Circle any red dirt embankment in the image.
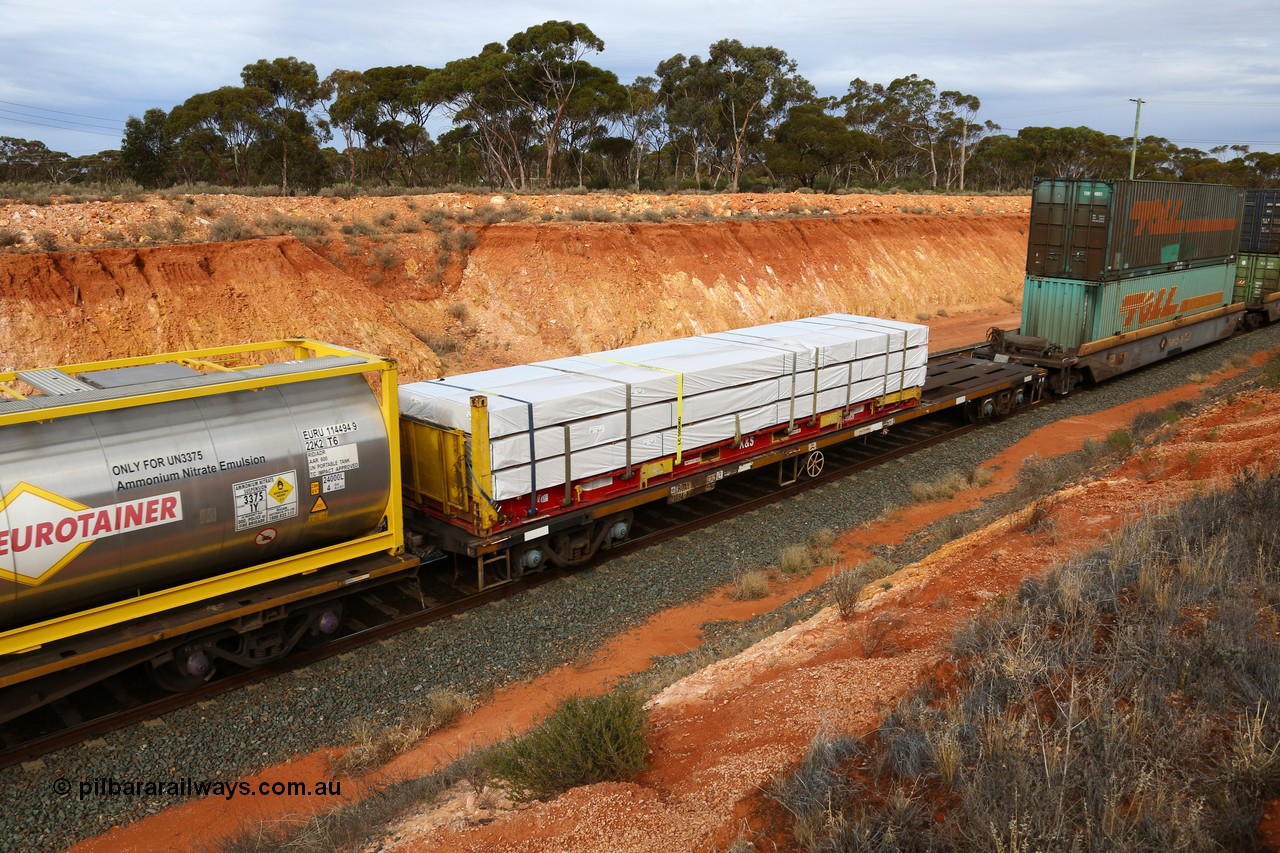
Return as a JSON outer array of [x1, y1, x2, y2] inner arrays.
[[0, 197, 1028, 376]]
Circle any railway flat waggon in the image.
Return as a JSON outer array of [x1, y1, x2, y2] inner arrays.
[[400, 315, 1043, 587]]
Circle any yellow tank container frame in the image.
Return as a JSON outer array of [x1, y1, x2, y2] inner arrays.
[[0, 339, 404, 657]]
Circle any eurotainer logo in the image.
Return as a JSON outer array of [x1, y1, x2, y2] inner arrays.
[[0, 483, 184, 586]]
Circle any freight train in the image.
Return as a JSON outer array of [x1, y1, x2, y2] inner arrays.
[[0, 178, 1272, 725], [977, 180, 1279, 392]]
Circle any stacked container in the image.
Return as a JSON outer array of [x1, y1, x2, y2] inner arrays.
[[1236, 189, 1280, 303], [1020, 178, 1244, 350]]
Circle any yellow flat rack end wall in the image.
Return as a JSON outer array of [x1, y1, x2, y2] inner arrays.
[[400, 418, 470, 515], [0, 339, 406, 655]]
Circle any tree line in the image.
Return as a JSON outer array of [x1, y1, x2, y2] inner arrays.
[[3, 20, 1279, 192]]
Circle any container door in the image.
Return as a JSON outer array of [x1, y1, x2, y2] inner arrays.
[[1027, 180, 1112, 280], [1066, 182, 1111, 280]]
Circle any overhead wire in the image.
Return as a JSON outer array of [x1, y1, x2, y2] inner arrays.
[[0, 99, 125, 124], [0, 106, 123, 132], [0, 114, 121, 138]]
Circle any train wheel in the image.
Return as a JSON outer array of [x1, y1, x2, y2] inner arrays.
[[549, 528, 597, 566], [995, 390, 1014, 417], [803, 450, 825, 479], [964, 398, 995, 423], [1049, 370, 1078, 395], [602, 511, 633, 548], [297, 604, 343, 649], [514, 543, 546, 576], [147, 648, 212, 692]]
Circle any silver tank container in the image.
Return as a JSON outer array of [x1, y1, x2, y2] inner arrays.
[[0, 373, 391, 628]]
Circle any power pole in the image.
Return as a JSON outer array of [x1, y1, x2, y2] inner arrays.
[[1128, 98, 1144, 180]]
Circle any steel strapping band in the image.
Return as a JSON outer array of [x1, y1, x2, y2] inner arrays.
[[582, 356, 684, 465], [428, 381, 539, 516], [538, 364, 636, 475]]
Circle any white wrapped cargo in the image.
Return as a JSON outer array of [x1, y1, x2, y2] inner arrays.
[[487, 404, 673, 469], [492, 432, 668, 499], [400, 314, 929, 500], [803, 314, 928, 350]]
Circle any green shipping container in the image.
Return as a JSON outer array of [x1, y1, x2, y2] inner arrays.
[[1021, 264, 1236, 351], [1234, 253, 1280, 303]]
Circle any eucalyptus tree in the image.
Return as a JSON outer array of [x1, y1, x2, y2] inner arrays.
[[1015, 125, 1126, 179], [167, 85, 272, 185], [658, 41, 813, 190], [331, 64, 446, 186], [617, 76, 666, 190], [557, 62, 627, 186], [766, 100, 865, 188], [843, 74, 941, 187], [324, 69, 369, 182], [707, 39, 814, 190], [503, 20, 612, 186], [440, 21, 621, 188], [655, 52, 719, 185], [0, 137, 70, 182], [938, 90, 998, 191], [440, 43, 536, 188], [241, 57, 330, 192], [121, 108, 174, 187]]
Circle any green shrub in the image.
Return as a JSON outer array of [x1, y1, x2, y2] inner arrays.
[[209, 214, 259, 242], [568, 207, 618, 222], [482, 691, 650, 802], [340, 219, 377, 237], [1105, 428, 1135, 453], [1223, 352, 1251, 371], [414, 331, 458, 356], [474, 204, 503, 225], [420, 208, 449, 229], [966, 466, 995, 488], [909, 470, 969, 502], [831, 557, 897, 619], [832, 567, 863, 618], [372, 244, 402, 271], [261, 212, 326, 238], [141, 215, 186, 243]]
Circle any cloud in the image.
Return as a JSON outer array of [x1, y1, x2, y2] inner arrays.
[[2, 0, 1276, 156]]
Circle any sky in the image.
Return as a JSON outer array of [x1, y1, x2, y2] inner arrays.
[[2, 0, 1278, 160]]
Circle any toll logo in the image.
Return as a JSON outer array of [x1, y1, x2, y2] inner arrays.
[[0, 483, 183, 586], [1118, 288, 1223, 328], [1129, 200, 1239, 237]]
